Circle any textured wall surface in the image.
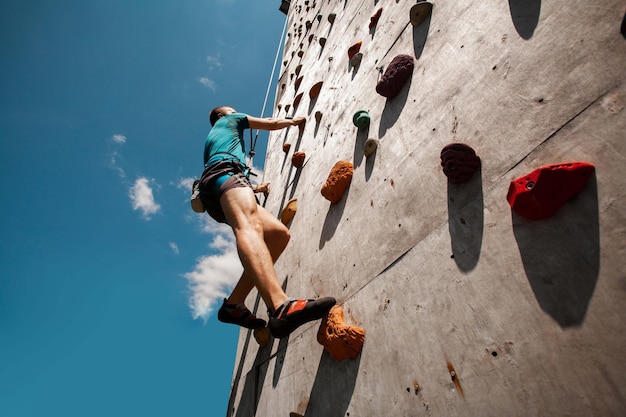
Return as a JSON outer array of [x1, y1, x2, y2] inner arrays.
[[227, 1, 626, 416]]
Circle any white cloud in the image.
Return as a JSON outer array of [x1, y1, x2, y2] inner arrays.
[[109, 150, 126, 178], [183, 223, 242, 321], [169, 242, 180, 255], [111, 134, 127, 144], [129, 177, 161, 219], [206, 54, 222, 70], [177, 177, 195, 192], [198, 77, 216, 91]]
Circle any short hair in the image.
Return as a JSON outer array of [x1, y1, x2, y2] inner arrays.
[[209, 106, 225, 126]]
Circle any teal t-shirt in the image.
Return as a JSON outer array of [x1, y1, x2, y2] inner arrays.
[[203, 113, 250, 167]]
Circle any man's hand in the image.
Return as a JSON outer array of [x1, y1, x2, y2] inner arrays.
[[253, 182, 270, 195], [292, 116, 306, 126]]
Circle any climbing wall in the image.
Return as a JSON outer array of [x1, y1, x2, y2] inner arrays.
[[227, 1, 626, 416]]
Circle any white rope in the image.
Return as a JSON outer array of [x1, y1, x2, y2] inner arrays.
[[249, 14, 289, 168]]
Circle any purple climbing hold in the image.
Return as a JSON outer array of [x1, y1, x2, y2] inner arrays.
[[375, 54, 414, 99]]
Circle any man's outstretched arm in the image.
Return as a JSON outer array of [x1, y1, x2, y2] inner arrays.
[[247, 115, 305, 131]]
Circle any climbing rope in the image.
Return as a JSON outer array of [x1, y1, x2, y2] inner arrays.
[[248, 14, 289, 169]]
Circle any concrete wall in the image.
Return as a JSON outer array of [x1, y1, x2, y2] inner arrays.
[[227, 1, 626, 416]]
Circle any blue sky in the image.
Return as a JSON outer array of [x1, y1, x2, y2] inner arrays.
[[0, 1, 286, 415]]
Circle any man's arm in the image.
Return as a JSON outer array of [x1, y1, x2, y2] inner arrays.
[[247, 115, 305, 131]]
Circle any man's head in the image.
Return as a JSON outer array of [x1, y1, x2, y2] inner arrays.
[[209, 106, 237, 126]]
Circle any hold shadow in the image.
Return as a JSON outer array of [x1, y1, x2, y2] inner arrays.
[[353, 125, 370, 168], [511, 172, 600, 327], [304, 350, 362, 416], [447, 165, 484, 272], [319, 186, 350, 250], [412, 9, 431, 59], [508, 0, 541, 40], [378, 72, 412, 138]]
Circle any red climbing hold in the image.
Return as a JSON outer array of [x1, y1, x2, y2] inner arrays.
[[506, 162, 595, 220], [375, 54, 414, 99], [348, 41, 362, 60], [369, 8, 383, 29], [440, 143, 481, 184]]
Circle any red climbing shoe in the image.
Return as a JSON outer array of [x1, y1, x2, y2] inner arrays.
[[217, 299, 267, 330], [269, 297, 337, 339]]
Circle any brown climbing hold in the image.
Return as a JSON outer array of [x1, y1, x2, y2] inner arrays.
[[315, 111, 323, 123], [309, 81, 323, 99], [277, 103, 283, 110], [319, 37, 327, 47], [350, 52, 363, 68], [285, 104, 291, 112], [292, 151, 306, 168], [254, 327, 270, 347], [410, 2, 433, 27], [317, 305, 365, 361], [440, 143, 481, 184], [281, 198, 298, 225], [328, 13, 336, 24], [321, 161, 353, 204], [348, 41, 362, 60], [295, 75, 304, 91], [293, 92, 303, 108], [297, 50, 304, 57], [295, 64, 302, 75], [283, 143, 291, 153], [369, 7, 383, 29], [375, 54, 414, 99], [364, 138, 379, 157]]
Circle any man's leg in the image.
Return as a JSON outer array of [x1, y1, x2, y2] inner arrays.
[[220, 186, 289, 313], [227, 204, 290, 307]]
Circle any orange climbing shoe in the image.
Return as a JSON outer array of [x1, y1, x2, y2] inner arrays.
[[217, 299, 267, 330], [269, 297, 337, 339]]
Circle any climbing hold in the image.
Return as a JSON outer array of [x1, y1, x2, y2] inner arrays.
[[293, 92, 303, 109], [348, 41, 362, 60], [253, 327, 270, 347], [283, 60, 288, 66], [410, 2, 433, 27], [283, 143, 291, 153], [328, 13, 336, 24], [277, 103, 283, 110], [285, 104, 291, 112], [321, 161, 353, 203], [292, 151, 306, 168], [319, 37, 327, 47], [364, 138, 379, 157], [305, 20, 312, 30], [350, 52, 363, 68], [375, 54, 414, 99], [317, 14, 322, 22], [297, 50, 304, 57], [317, 305, 365, 361], [309, 81, 323, 99], [308, 34, 314, 43], [295, 75, 304, 91], [440, 143, 481, 184], [315, 111, 323, 123], [506, 162, 595, 220], [295, 64, 302, 75], [281, 198, 298, 225], [369, 7, 383, 29], [353, 110, 371, 129]]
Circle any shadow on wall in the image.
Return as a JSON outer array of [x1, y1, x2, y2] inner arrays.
[[508, 0, 541, 40], [512, 172, 600, 327], [447, 165, 484, 272], [412, 6, 431, 59], [378, 72, 413, 139], [304, 350, 362, 417], [319, 183, 350, 250]]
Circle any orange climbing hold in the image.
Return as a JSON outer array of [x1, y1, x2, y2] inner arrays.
[[321, 161, 353, 203], [317, 305, 365, 361], [506, 162, 595, 220], [281, 198, 298, 225], [292, 151, 306, 168]]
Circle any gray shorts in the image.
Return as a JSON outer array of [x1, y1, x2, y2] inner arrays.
[[199, 160, 252, 224]]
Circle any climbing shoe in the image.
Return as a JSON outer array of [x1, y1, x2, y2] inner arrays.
[[269, 297, 337, 339], [217, 299, 267, 330]]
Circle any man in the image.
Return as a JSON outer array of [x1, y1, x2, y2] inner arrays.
[[199, 106, 336, 339]]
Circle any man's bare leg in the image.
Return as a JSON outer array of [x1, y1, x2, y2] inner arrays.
[[227, 204, 290, 309], [220, 186, 289, 313]]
